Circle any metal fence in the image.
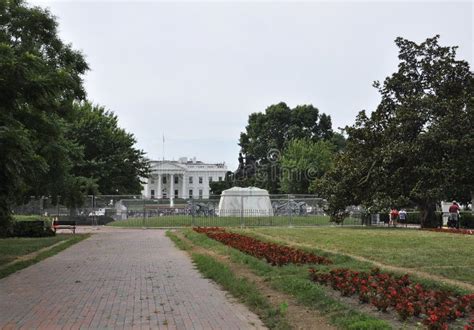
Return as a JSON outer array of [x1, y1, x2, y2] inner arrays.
[[12, 195, 366, 227]]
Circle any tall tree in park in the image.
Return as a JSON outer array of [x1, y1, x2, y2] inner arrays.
[[0, 1, 150, 230], [318, 36, 474, 227], [238, 103, 343, 193], [280, 139, 335, 194], [68, 102, 150, 195], [0, 1, 88, 229]]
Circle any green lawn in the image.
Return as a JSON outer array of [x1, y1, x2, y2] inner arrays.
[[108, 215, 362, 227], [0, 234, 89, 279], [0, 235, 70, 266], [237, 227, 474, 286]]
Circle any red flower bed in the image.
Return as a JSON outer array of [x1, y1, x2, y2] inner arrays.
[[193, 227, 332, 266], [309, 267, 474, 329], [424, 228, 474, 236]]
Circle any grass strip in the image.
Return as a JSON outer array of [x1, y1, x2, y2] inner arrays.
[[0, 235, 70, 266], [0, 234, 90, 279], [109, 215, 362, 228], [167, 231, 290, 329], [179, 229, 392, 329], [166, 230, 193, 250]]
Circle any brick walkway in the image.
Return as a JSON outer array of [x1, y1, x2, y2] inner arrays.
[[0, 228, 265, 329]]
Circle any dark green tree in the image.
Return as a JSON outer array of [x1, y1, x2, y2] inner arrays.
[[0, 0, 88, 229], [67, 102, 150, 195], [318, 36, 474, 227], [280, 139, 335, 194], [238, 102, 342, 193], [209, 172, 234, 195]]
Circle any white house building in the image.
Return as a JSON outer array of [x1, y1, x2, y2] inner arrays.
[[142, 157, 228, 201]]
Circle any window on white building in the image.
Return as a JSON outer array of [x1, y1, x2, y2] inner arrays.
[[189, 189, 193, 197], [174, 190, 178, 198], [209, 176, 213, 182], [199, 177, 203, 184], [150, 179, 155, 184], [199, 189, 203, 198], [189, 176, 193, 184], [151, 189, 155, 198], [163, 176, 167, 184], [218, 176, 223, 181], [174, 176, 179, 184]]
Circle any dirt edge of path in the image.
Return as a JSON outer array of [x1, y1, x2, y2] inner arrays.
[[250, 231, 474, 293]]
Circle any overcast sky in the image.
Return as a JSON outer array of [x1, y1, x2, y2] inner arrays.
[[30, 0, 473, 170]]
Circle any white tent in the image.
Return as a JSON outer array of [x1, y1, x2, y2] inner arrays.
[[218, 187, 274, 217]]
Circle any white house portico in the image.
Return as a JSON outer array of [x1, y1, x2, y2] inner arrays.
[[141, 157, 228, 202]]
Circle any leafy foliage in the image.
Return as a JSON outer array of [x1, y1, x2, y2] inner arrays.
[[68, 102, 149, 195], [238, 102, 343, 193], [280, 139, 335, 194], [0, 0, 88, 229], [0, 1, 149, 230], [317, 36, 474, 227]]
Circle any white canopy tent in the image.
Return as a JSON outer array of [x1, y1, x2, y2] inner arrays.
[[218, 187, 274, 217]]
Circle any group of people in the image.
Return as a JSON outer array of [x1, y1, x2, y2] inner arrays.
[[389, 201, 461, 228], [389, 208, 407, 227], [448, 201, 461, 228]]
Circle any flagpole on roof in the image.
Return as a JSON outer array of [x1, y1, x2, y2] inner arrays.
[[162, 133, 165, 161]]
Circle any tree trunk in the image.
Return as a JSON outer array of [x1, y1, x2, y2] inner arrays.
[[420, 202, 439, 228]]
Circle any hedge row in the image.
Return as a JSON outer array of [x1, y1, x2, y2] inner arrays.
[[1, 219, 55, 237]]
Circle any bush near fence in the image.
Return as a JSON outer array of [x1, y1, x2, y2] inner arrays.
[[460, 212, 474, 229], [397, 212, 443, 226], [1, 216, 55, 237]]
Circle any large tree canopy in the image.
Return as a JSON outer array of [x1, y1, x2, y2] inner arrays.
[[238, 102, 342, 193], [0, 1, 149, 230], [0, 0, 88, 227], [318, 36, 474, 227], [68, 102, 149, 195]]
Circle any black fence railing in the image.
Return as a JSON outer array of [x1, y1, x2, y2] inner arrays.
[[12, 195, 365, 228]]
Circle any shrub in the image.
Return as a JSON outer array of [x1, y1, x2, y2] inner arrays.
[[379, 213, 390, 224], [460, 212, 474, 229], [10, 220, 55, 237]]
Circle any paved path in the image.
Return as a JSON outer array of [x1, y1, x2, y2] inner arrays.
[[0, 228, 265, 329]]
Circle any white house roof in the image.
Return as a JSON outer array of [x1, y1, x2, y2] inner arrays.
[[149, 160, 227, 175], [151, 161, 186, 174]]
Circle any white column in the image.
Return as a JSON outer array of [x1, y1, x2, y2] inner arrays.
[[170, 174, 174, 206], [204, 174, 210, 199], [157, 174, 162, 198], [181, 174, 187, 199]]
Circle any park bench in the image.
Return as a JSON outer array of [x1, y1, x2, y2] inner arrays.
[[52, 218, 76, 234]]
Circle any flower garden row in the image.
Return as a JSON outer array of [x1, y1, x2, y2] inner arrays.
[[309, 268, 474, 329], [193, 227, 474, 329], [193, 227, 332, 266]]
